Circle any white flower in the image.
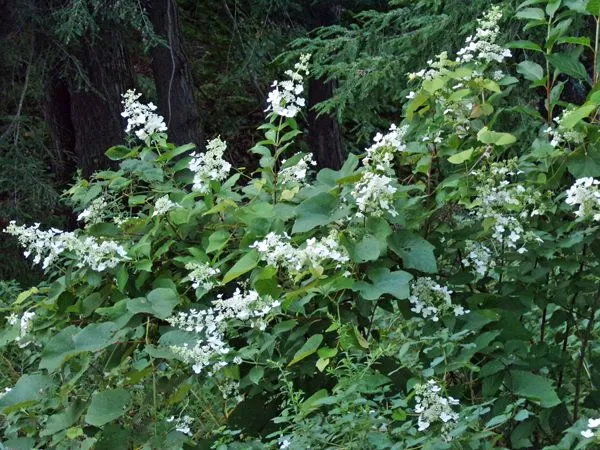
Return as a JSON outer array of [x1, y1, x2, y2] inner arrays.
[[409, 277, 468, 322], [77, 197, 108, 226], [414, 380, 460, 441], [462, 240, 495, 277], [363, 124, 409, 174], [189, 137, 232, 194], [121, 89, 167, 143], [456, 7, 511, 64], [351, 172, 398, 218], [152, 195, 177, 217], [266, 54, 311, 118], [590, 418, 600, 428], [166, 415, 194, 436], [250, 230, 349, 275], [4, 221, 128, 272], [582, 429, 595, 439], [565, 177, 600, 222], [184, 262, 220, 291], [547, 107, 586, 148], [278, 153, 317, 185], [168, 289, 279, 374]]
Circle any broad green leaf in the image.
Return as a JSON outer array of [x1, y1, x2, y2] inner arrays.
[[206, 230, 230, 253], [587, 0, 600, 14], [105, 145, 137, 161], [127, 288, 179, 320], [448, 149, 474, 164], [389, 231, 438, 273], [507, 370, 561, 408], [40, 323, 121, 372], [0, 374, 55, 414], [346, 234, 382, 263], [477, 127, 517, 146], [507, 40, 543, 52], [353, 267, 413, 300], [516, 60, 544, 82], [516, 7, 546, 20], [292, 192, 342, 233], [222, 249, 259, 283], [289, 334, 323, 366], [248, 366, 264, 384], [560, 103, 597, 128], [85, 388, 131, 427], [547, 51, 591, 83], [567, 147, 600, 177]]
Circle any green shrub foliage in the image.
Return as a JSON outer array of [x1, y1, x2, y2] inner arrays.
[[4, 2, 600, 449]]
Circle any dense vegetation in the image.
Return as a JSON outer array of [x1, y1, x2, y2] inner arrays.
[[3, 0, 600, 449]]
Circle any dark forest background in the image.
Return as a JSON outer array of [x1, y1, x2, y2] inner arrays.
[[0, 0, 520, 284]]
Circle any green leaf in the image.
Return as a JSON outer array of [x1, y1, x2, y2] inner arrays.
[[85, 388, 131, 427], [105, 145, 137, 161], [353, 267, 413, 300], [40, 323, 121, 372], [127, 288, 179, 320], [346, 234, 382, 263], [516, 7, 546, 20], [248, 366, 264, 384], [448, 149, 474, 164], [567, 147, 600, 177], [0, 374, 55, 413], [560, 103, 597, 128], [222, 249, 259, 283], [547, 51, 591, 83], [477, 127, 517, 146], [507, 40, 543, 52], [507, 370, 561, 408], [587, 0, 600, 15], [292, 192, 342, 233], [389, 232, 438, 273], [206, 230, 230, 253], [516, 60, 545, 82], [289, 334, 323, 366]]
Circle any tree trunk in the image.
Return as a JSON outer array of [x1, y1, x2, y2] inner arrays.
[[304, 1, 345, 170], [148, 0, 203, 147], [44, 70, 76, 183], [68, 29, 133, 176]]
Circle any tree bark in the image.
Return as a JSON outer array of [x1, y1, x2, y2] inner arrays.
[[148, 0, 204, 147], [304, 1, 345, 170], [68, 29, 133, 176]]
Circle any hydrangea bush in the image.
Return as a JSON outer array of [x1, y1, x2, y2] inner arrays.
[[3, 2, 600, 449]]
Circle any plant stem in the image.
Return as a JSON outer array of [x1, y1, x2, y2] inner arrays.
[[573, 289, 600, 421]]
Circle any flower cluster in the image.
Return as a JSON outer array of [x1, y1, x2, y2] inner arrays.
[[184, 262, 220, 291], [351, 172, 398, 219], [152, 195, 177, 217], [462, 240, 495, 277], [414, 380, 460, 440], [456, 6, 511, 64], [7, 311, 35, 347], [266, 54, 311, 118], [121, 89, 167, 142], [471, 161, 546, 252], [546, 108, 586, 148], [581, 418, 600, 439], [409, 277, 468, 322], [408, 51, 453, 82], [250, 231, 349, 275], [565, 177, 600, 222], [166, 415, 194, 436], [278, 154, 317, 185], [4, 221, 128, 272], [168, 289, 280, 374], [189, 137, 232, 194], [77, 196, 108, 225], [363, 124, 408, 174]]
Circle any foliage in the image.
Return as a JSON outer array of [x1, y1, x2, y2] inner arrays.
[[5, 2, 600, 449]]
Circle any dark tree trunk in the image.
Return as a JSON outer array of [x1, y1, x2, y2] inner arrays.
[[68, 29, 133, 176], [148, 0, 203, 147], [44, 70, 76, 183], [304, 1, 344, 170]]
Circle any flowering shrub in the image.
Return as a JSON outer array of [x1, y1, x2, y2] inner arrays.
[[4, 2, 600, 449]]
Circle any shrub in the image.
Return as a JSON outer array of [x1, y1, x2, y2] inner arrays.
[[3, 2, 600, 449]]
